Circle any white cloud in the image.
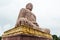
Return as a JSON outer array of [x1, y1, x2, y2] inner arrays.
[[3, 24, 14, 31], [0, 26, 3, 36], [0, 0, 13, 7], [0, 24, 14, 36]]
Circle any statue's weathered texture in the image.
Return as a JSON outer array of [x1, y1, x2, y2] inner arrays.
[[15, 3, 50, 34], [15, 3, 39, 29], [40, 28, 50, 34]]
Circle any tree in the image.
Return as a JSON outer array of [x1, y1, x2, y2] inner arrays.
[[0, 36, 2, 40], [52, 35, 58, 40], [52, 35, 60, 40], [58, 36, 60, 40]]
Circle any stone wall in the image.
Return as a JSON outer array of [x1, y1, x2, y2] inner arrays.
[[2, 34, 52, 40]]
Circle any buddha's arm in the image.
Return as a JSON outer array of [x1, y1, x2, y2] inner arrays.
[[18, 8, 26, 20], [33, 14, 36, 21]]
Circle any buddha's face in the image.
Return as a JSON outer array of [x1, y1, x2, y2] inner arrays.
[[26, 3, 33, 11]]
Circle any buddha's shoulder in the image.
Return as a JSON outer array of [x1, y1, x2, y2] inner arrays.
[[20, 8, 26, 11], [20, 8, 30, 12], [20, 8, 33, 14], [21, 8, 31, 11]]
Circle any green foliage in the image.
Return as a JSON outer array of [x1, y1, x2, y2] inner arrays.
[[0, 36, 2, 40], [52, 35, 60, 40], [58, 36, 60, 40]]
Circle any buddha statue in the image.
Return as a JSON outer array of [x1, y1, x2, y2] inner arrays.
[[15, 3, 39, 29], [15, 3, 50, 34]]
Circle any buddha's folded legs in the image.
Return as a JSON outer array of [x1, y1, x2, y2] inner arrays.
[[15, 18, 39, 30]]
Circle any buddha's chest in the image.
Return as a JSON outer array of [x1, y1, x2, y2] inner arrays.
[[25, 11, 36, 21]]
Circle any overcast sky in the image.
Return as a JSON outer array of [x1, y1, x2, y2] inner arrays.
[[0, 0, 60, 36]]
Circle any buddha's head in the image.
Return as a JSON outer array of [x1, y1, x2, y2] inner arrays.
[[26, 3, 33, 11]]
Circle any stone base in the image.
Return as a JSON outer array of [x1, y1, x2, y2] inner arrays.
[[2, 25, 52, 40], [2, 34, 52, 40]]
